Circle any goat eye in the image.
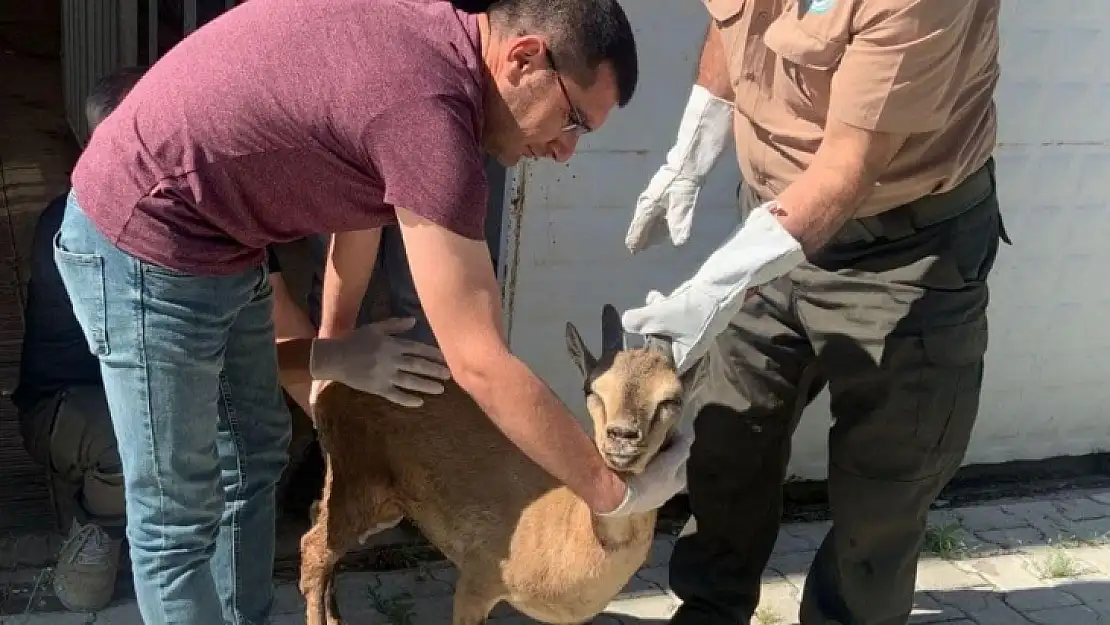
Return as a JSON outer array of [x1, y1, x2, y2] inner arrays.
[[656, 399, 682, 415]]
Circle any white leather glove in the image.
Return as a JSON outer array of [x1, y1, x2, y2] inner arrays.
[[622, 202, 807, 375], [598, 430, 693, 517], [625, 85, 734, 253], [308, 317, 451, 408]]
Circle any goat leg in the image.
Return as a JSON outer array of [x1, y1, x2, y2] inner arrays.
[[300, 460, 368, 625], [300, 508, 344, 625], [451, 572, 503, 625]]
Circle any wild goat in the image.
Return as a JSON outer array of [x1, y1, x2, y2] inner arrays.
[[300, 304, 685, 625]]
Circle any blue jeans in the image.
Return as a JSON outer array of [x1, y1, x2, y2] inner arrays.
[[53, 191, 290, 625]]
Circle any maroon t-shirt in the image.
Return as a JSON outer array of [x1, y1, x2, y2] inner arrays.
[[71, 0, 489, 275]]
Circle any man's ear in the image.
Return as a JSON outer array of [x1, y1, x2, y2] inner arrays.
[[505, 34, 547, 75]]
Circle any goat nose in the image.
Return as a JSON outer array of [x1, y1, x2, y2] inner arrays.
[[606, 425, 642, 442]]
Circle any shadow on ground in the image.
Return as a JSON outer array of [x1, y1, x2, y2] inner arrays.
[[926, 581, 1110, 621], [600, 581, 1110, 625]]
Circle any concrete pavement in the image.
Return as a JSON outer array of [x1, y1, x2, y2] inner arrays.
[[9, 487, 1110, 624]]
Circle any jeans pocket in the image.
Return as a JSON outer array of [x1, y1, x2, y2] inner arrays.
[[52, 231, 110, 357]]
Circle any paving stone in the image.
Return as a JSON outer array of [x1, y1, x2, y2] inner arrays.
[[646, 537, 674, 568], [1, 614, 95, 625], [1024, 604, 1100, 625], [971, 553, 1049, 591], [269, 613, 308, 625], [488, 612, 542, 624], [1069, 546, 1110, 575], [4, 532, 60, 568], [426, 562, 460, 585], [766, 550, 814, 590], [371, 567, 455, 599], [782, 522, 829, 550], [487, 612, 620, 624], [999, 502, 1071, 539], [978, 527, 1048, 550], [606, 593, 680, 620], [1065, 517, 1110, 543], [773, 528, 813, 554], [272, 582, 306, 615], [958, 505, 1028, 532], [24, 496, 1110, 625], [1053, 578, 1110, 609], [677, 516, 697, 538], [1003, 587, 1080, 612], [406, 593, 455, 623], [620, 573, 663, 597], [0, 566, 49, 588], [909, 592, 967, 623], [637, 565, 670, 592], [915, 558, 992, 591], [927, 509, 961, 528], [489, 599, 522, 618], [332, 571, 383, 604], [85, 602, 144, 625], [330, 605, 393, 624], [929, 589, 1034, 625], [948, 530, 995, 558], [1054, 498, 1110, 522], [757, 572, 801, 625]]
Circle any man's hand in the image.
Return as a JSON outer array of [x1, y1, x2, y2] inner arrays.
[[396, 207, 630, 515], [319, 229, 382, 338], [772, 117, 907, 255], [623, 202, 805, 374], [625, 85, 734, 253], [598, 429, 693, 517], [309, 316, 451, 408]]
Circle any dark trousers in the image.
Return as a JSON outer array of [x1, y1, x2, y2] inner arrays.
[[18, 385, 126, 534], [670, 159, 1009, 625]]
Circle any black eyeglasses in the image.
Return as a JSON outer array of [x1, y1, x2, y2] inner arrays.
[[545, 49, 592, 135]]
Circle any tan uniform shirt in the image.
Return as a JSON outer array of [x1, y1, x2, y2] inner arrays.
[[702, 0, 1000, 217]]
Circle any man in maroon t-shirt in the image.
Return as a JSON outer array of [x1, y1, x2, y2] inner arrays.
[[53, 0, 688, 623]]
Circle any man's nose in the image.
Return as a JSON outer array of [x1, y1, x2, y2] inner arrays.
[[551, 133, 580, 163]]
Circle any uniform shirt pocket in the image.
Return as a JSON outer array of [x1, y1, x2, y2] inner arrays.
[[763, 17, 845, 69], [762, 17, 846, 117]]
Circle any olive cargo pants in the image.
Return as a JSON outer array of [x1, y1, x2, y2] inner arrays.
[[670, 159, 1009, 625]]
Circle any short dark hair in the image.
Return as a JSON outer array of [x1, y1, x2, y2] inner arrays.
[[85, 65, 147, 131], [488, 0, 638, 107]]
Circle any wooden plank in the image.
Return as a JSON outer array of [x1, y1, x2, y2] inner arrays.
[[0, 7, 76, 533], [0, 405, 54, 531]]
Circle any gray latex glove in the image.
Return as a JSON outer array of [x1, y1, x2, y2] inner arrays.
[[308, 317, 451, 408], [623, 202, 807, 375], [598, 429, 693, 517]]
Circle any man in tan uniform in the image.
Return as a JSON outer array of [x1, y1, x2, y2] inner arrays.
[[621, 0, 1008, 623]]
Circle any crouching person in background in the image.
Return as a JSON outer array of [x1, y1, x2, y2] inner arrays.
[[12, 65, 147, 612]]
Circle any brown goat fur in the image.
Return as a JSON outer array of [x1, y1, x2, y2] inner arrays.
[[299, 305, 684, 624]]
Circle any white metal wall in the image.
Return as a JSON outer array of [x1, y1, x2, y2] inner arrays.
[[60, 0, 235, 147], [61, 0, 137, 146], [498, 0, 1110, 479]]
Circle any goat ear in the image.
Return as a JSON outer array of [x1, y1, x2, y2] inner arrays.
[[600, 304, 625, 353], [565, 322, 596, 377], [644, 334, 676, 368]]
